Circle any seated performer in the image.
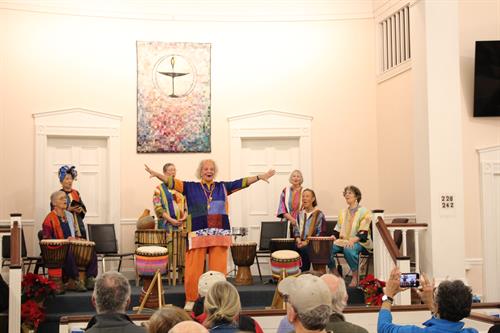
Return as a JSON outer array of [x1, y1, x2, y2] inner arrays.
[[42, 190, 97, 291], [328, 185, 372, 287], [146, 160, 275, 311], [293, 189, 327, 272], [52, 165, 87, 239]]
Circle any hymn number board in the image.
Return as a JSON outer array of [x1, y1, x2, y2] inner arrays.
[[441, 195, 454, 208], [440, 194, 456, 216]]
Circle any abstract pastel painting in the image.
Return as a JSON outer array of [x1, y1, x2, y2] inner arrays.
[[137, 41, 211, 153]]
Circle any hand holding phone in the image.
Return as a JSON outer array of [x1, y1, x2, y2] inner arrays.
[[400, 273, 420, 288]]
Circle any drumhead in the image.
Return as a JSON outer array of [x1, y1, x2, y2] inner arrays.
[[40, 239, 69, 245], [136, 245, 168, 256], [271, 250, 300, 260], [69, 239, 95, 246]]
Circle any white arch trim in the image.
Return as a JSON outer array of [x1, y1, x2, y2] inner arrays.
[[227, 110, 313, 226], [33, 108, 122, 248]]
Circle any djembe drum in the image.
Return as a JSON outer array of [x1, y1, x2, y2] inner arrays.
[[40, 239, 69, 293], [270, 250, 301, 309], [230, 242, 257, 285], [135, 246, 168, 309], [69, 239, 95, 283], [135, 229, 168, 247], [269, 238, 296, 253], [270, 250, 301, 282], [307, 236, 334, 273]]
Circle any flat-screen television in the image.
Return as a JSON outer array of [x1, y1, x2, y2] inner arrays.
[[474, 41, 500, 117]]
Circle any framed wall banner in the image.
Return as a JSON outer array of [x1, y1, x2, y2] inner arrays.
[[137, 41, 211, 153]]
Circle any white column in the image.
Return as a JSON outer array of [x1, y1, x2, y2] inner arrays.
[[411, 1, 465, 281], [414, 230, 421, 274], [401, 230, 407, 256], [396, 259, 411, 305]]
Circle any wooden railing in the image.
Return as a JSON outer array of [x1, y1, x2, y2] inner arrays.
[[10, 220, 21, 268], [386, 222, 428, 274], [375, 217, 410, 264], [373, 216, 412, 305]]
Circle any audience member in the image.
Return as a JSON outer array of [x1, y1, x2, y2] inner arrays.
[[278, 274, 333, 333], [86, 271, 145, 333], [193, 271, 227, 319], [277, 271, 352, 333], [203, 281, 263, 333], [169, 321, 208, 333], [147, 305, 191, 333], [191, 272, 263, 332], [320, 274, 368, 333], [378, 267, 478, 333]]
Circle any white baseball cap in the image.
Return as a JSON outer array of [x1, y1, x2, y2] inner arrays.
[[198, 271, 226, 297]]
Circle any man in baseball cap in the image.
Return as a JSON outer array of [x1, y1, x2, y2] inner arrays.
[[278, 274, 333, 333]]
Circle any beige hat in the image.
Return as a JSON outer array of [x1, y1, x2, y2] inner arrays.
[[278, 274, 332, 313], [198, 271, 226, 297]]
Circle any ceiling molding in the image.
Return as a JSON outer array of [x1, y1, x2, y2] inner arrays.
[[0, 1, 375, 22]]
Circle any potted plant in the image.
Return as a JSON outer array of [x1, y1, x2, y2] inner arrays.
[[21, 273, 56, 332], [359, 274, 386, 306]]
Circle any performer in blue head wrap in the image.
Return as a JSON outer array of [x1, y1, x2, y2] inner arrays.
[[51, 165, 87, 239], [43, 165, 97, 291]]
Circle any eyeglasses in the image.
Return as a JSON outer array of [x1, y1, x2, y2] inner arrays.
[[343, 191, 354, 196]]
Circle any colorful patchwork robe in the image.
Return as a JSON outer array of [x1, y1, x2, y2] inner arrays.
[[335, 206, 372, 251], [164, 177, 250, 250]]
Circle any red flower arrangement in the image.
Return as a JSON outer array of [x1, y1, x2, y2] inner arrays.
[[21, 273, 56, 331], [21, 300, 46, 330], [359, 274, 386, 306]]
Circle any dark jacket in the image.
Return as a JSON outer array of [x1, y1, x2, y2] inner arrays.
[[209, 321, 239, 333], [85, 313, 146, 333], [284, 312, 367, 333], [326, 313, 368, 333]]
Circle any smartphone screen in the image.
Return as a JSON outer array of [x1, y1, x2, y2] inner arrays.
[[400, 273, 419, 288]]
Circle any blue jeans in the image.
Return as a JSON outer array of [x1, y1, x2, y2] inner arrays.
[[328, 243, 367, 272]]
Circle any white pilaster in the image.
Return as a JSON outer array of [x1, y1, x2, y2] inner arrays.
[[411, 1, 465, 281]]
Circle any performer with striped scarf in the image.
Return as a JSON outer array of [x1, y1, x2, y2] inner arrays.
[[276, 170, 304, 237]]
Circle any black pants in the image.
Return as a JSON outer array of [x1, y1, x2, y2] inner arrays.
[[297, 246, 310, 272]]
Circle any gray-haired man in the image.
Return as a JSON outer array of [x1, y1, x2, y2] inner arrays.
[[278, 274, 333, 333], [86, 271, 145, 333]]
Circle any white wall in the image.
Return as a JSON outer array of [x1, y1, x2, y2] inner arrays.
[[458, 0, 500, 295], [376, 70, 415, 214], [0, 5, 378, 250]]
